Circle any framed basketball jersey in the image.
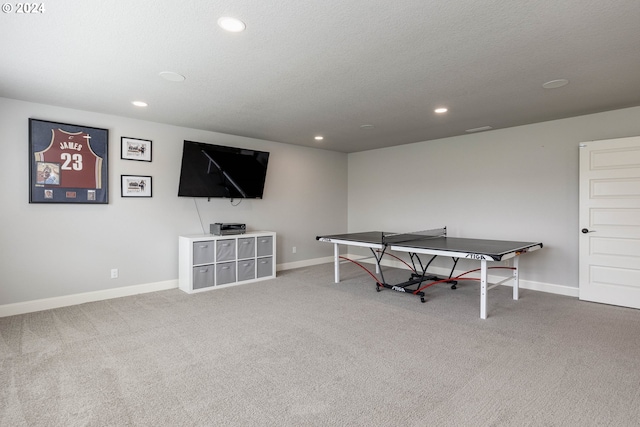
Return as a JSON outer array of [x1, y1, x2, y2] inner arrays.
[[29, 119, 109, 204]]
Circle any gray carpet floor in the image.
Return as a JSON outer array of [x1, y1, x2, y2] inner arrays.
[[1, 263, 640, 426]]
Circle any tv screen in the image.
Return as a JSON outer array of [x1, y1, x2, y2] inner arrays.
[[177, 141, 270, 199]]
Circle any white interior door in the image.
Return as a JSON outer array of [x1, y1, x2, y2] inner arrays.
[[579, 136, 640, 309]]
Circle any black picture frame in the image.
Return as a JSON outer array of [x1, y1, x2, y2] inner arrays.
[[121, 137, 152, 162], [121, 175, 152, 198], [29, 119, 109, 204]]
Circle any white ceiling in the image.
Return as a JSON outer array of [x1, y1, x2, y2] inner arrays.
[[2, 0, 640, 153]]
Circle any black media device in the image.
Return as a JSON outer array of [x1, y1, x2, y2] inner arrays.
[[210, 223, 246, 235], [177, 140, 269, 199]]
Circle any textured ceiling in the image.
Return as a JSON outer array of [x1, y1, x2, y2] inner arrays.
[[2, 0, 640, 153]]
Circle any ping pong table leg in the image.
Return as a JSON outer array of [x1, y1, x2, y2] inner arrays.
[[512, 256, 519, 300], [334, 243, 340, 283], [480, 260, 488, 319]]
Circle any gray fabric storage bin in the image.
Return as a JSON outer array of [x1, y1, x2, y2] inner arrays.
[[216, 239, 236, 262], [257, 257, 273, 278], [193, 241, 215, 265], [193, 265, 215, 289], [238, 259, 256, 281], [237, 237, 255, 259], [257, 236, 273, 257], [216, 261, 236, 285]]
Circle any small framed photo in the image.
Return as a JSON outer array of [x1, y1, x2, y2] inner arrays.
[[121, 137, 152, 162], [121, 175, 152, 198]]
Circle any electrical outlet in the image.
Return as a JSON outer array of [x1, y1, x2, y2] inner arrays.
[[292, 246, 297, 254], [110, 268, 118, 279]]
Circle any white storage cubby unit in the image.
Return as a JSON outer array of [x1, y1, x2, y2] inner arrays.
[[179, 231, 276, 293]]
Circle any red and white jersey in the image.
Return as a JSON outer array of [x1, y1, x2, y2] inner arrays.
[[34, 129, 103, 189]]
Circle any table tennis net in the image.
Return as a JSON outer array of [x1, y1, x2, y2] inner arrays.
[[382, 227, 446, 244]]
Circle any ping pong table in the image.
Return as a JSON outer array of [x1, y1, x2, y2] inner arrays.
[[316, 227, 542, 319]]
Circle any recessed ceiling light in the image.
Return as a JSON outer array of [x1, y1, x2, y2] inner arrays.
[[434, 107, 448, 114], [466, 126, 493, 133], [315, 136, 324, 141], [159, 71, 186, 82], [542, 79, 569, 89], [132, 101, 148, 107], [218, 17, 246, 32]]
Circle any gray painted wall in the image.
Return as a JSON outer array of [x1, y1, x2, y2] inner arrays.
[[2, 96, 640, 309], [347, 106, 640, 289], [0, 98, 347, 306]]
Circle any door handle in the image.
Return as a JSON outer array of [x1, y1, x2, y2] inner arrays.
[[581, 228, 596, 234]]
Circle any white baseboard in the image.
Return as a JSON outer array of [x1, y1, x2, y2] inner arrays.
[[1, 258, 330, 318], [516, 279, 578, 297], [280, 255, 578, 297], [0, 280, 178, 318], [0, 256, 577, 318], [1, 258, 332, 317], [341, 254, 580, 298], [276, 256, 335, 271]]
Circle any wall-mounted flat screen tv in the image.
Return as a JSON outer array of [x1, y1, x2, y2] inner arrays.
[[177, 140, 270, 199]]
